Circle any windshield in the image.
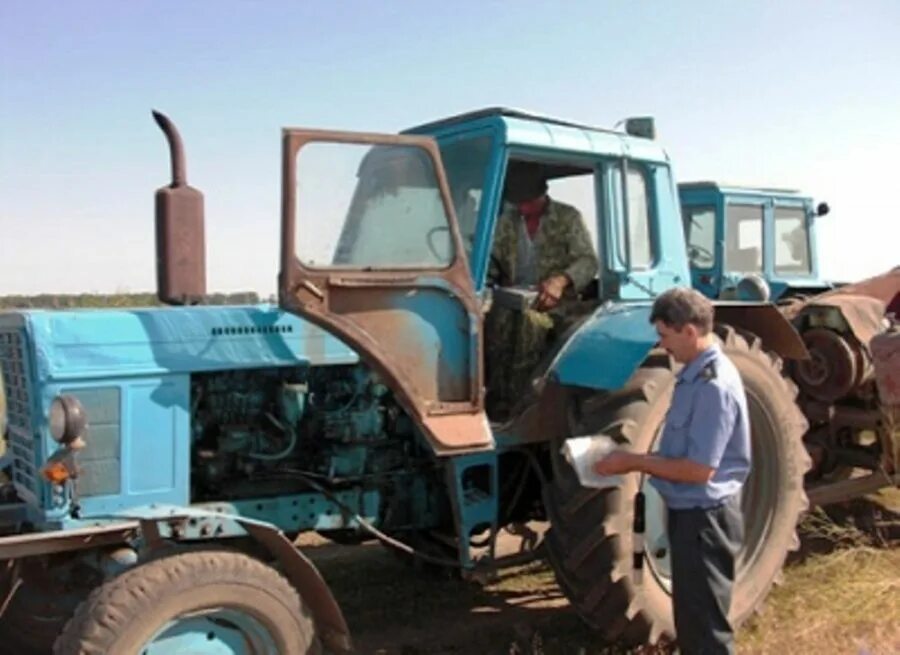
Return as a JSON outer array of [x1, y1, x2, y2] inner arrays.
[[295, 142, 456, 269]]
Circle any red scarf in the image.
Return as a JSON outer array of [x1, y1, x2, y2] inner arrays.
[[518, 196, 548, 239]]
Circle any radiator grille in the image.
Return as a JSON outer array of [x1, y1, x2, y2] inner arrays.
[[0, 329, 39, 502]]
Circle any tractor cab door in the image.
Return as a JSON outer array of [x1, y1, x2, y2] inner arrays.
[[279, 129, 491, 454]]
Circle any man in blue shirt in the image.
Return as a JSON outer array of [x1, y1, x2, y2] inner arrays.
[[594, 287, 750, 654]]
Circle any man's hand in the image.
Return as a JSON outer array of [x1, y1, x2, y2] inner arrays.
[[594, 451, 637, 476], [536, 274, 570, 310]]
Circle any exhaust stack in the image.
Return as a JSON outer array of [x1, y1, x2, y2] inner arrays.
[[153, 110, 206, 305]]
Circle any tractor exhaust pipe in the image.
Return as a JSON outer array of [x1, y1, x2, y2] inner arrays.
[[152, 110, 206, 305], [153, 110, 187, 187]]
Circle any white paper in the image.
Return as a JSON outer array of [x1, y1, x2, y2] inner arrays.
[[561, 434, 623, 489]]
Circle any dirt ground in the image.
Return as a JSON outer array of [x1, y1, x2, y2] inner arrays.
[[303, 488, 900, 655]]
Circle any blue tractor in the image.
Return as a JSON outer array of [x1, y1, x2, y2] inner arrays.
[[0, 109, 814, 653], [679, 181, 836, 302]]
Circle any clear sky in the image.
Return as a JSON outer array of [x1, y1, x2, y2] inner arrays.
[[1, 1, 897, 295]]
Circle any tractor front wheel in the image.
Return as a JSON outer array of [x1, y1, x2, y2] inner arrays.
[[54, 549, 321, 655]]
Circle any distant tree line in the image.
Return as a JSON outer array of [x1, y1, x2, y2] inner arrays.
[[0, 292, 268, 310]]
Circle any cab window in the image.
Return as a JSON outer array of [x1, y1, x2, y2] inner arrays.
[[724, 204, 763, 273], [438, 135, 494, 257], [611, 164, 653, 269], [547, 173, 599, 256], [488, 158, 600, 292], [774, 206, 811, 274], [683, 206, 716, 269], [295, 142, 456, 269]]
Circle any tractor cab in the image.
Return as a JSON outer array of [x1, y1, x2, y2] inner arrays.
[[679, 182, 835, 301], [277, 109, 692, 427], [405, 108, 689, 300]]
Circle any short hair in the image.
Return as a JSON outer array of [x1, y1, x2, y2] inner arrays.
[[649, 287, 714, 334], [503, 162, 548, 203]]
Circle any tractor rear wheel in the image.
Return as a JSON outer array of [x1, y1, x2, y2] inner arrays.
[[543, 327, 810, 646]]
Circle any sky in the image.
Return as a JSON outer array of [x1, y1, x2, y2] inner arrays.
[[1, 1, 898, 296]]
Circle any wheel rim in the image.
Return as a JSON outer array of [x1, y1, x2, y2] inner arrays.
[[642, 422, 672, 592], [642, 474, 672, 591], [140, 608, 279, 655]]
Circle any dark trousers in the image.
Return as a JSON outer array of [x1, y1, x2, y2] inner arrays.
[[667, 494, 743, 655]]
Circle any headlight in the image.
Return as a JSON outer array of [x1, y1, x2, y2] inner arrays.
[[49, 395, 87, 445]]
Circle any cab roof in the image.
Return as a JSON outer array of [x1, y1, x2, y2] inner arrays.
[[679, 180, 805, 198], [404, 106, 671, 164], [407, 107, 622, 135]]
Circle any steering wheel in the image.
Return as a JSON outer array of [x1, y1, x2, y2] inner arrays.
[[426, 226, 452, 262], [689, 244, 714, 266]]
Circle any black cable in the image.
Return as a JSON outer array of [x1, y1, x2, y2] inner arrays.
[[272, 468, 460, 568]]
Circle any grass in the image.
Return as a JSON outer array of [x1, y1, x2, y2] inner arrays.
[[738, 546, 900, 654], [738, 497, 900, 655]]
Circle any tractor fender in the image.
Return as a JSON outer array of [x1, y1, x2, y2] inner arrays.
[[712, 301, 809, 360], [120, 506, 352, 655], [544, 302, 659, 392], [544, 300, 809, 397], [240, 519, 352, 654]]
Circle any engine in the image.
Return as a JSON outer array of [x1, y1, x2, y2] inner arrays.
[[189, 364, 427, 501]]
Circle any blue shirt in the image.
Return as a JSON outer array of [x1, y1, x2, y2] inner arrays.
[[649, 343, 751, 509]]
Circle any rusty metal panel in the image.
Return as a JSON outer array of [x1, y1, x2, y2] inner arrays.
[[802, 295, 887, 348], [421, 411, 492, 450], [872, 328, 900, 406], [279, 129, 491, 455], [0, 522, 138, 560], [781, 267, 900, 345], [326, 284, 471, 402], [820, 266, 900, 307], [243, 521, 353, 654]]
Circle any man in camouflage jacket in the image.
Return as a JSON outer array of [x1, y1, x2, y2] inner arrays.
[[485, 164, 598, 416]]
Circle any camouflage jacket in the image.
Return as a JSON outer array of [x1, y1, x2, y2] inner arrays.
[[488, 198, 598, 293]]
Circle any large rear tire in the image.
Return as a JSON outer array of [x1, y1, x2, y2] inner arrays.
[[54, 549, 321, 655], [543, 326, 810, 646]]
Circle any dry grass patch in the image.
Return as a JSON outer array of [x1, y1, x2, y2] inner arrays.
[[739, 546, 899, 654], [739, 504, 900, 655]]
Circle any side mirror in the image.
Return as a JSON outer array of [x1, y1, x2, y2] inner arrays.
[[153, 110, 206, 305], [816, 202, 830, 217]]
